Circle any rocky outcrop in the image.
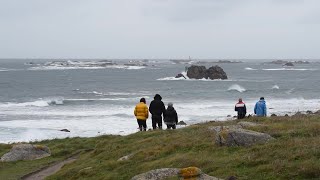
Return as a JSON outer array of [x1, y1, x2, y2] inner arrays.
[[1, 144, 51, 162], [209, 125, 274, 147], [186, 65, 227, 80], [177, 121, 187, 125], [131, 167, 221, 180], [60, 129, 70, 132], [283, 62, 294, 67]]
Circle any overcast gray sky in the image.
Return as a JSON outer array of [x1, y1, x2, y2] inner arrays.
[[0, 0, 319, 59]]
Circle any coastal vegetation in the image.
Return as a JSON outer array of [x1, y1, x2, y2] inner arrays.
[[0, 115, 320, 179]]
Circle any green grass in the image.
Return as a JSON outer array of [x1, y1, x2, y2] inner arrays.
[[1, 116, 320, 180]]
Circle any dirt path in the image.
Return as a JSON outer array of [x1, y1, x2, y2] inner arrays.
[[22, 154, 79, 180]]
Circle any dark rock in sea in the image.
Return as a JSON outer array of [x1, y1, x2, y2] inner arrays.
[[306, 110, 313, 114], [60, 129, 70, 132], [283, 62, 294, 67], [227, 115, 231, 117], [186, 65, 227, 80], [313, 110, 320, 115], [1, 144, 51, 162], [271, 114, 277, 117], [247, 114, 252, 118], [285, 114, 289, 117], [175, 73, 187, 79], [177, 121, 187, 126]]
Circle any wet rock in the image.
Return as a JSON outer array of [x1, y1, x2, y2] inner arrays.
[[271, 114, 277, 117], [60, 129, 70, 132], [177, 121, 187, 126], [175, 73, 187, 79], [284, 114, 289, 117], [1, 144, 51, 162], [186, 65, 227, 80], [283, 62, 294, 67], [306, 110, 313, 114], [227, 115, 231, 117]]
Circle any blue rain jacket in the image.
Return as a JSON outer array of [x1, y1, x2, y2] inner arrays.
[[254, 100, 267, 116]]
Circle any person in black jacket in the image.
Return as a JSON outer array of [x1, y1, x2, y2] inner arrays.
[[149, 94, 166, 129], [235, 98, 247, 119], [164, 102, 178, 129]]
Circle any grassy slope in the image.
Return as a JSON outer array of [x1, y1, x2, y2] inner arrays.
[[1, 116, 320, 180]]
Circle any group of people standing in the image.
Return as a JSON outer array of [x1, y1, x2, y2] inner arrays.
[[235, 97, 267, 119], [134, 94, 178, 131], [134, 95, 267, 131]]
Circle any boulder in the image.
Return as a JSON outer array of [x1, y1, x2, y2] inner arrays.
[[271, 114, 277, 117], [205, 66, 228, 80], [283, 62, 294, 67], [131, 167, 221, 180], [209, 126, 274, 147], [1, 144, 51, 162], [186, 65, 227, 80], [177, 121, 187, 126], [131, 168, 180, 180]]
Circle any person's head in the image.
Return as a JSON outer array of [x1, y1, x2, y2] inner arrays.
[[140, 98, 146, 104], [260, 97, 265, 100], [238, 98, 243, 102], [154, 94, 162, 100], [168, 102, 173, 107]]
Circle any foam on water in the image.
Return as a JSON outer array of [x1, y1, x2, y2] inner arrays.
[[227, 84, 246, 93], [245, 67, 257, 70], [262, 68, 317, 71], [1, 97, 320, 143], [272, 85, 280, 90]]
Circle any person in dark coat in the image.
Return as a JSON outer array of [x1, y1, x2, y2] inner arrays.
[[149, 94, 166, 129], [164, 102, 178, 129], [235, 98, 247, 119]]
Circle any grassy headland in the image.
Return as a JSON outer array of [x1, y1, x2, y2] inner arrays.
[[0, 115, 320, 180]]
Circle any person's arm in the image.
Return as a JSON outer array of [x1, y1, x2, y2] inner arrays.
[[175, 110, 178, 124], [254, 103, 257, 114], [244, 104, 247, 114], [162, 102, 166, 115], [145, 106, 149, 119], [235, 105, 237, 112], [149, 102, 153, 114], [264, 104, 267, 116]]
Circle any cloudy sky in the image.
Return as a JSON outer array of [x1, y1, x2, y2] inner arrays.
[[0, 0, 319, 59]]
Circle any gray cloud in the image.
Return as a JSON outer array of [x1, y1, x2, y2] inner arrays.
[[0, 0, 319, 59]]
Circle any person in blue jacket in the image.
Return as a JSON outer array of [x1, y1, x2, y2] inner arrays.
[[254, 97, 267, 117]]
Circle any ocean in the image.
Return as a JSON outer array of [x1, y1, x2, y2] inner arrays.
[[0, 59, 319, 143]]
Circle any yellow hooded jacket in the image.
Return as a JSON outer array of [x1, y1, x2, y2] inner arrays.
[[134, 102, 149, 120]]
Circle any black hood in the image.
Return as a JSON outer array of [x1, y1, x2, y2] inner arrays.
[[167, 106, 174, 111], [154, 94, 162, 100]]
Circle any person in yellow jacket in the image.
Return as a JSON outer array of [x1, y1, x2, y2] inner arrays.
[[134, 98, 149, 131]]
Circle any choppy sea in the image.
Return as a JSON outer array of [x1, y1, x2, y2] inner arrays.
[[0, 59, 319, 143]]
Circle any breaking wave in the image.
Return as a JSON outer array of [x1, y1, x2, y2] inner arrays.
[[245, 67, 257, 70], [272, 85, 280, 90], [227, 84, 246, 93]]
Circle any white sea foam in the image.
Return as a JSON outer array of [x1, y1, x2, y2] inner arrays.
[[272, 85, 280, 90], [245, 67, 257, 70], [262, 68, 317, 71], [1, 97, 320, 143], [286, 88, 295, 94], [28, 65, 146, 71], [227, 84, 246, 93]]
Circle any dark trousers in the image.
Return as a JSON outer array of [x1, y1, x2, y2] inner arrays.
[[237, 112, 246, 119], [137, 119, 147, 131], [166, 124, 176, 129], [152, 115, 162, 129]]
